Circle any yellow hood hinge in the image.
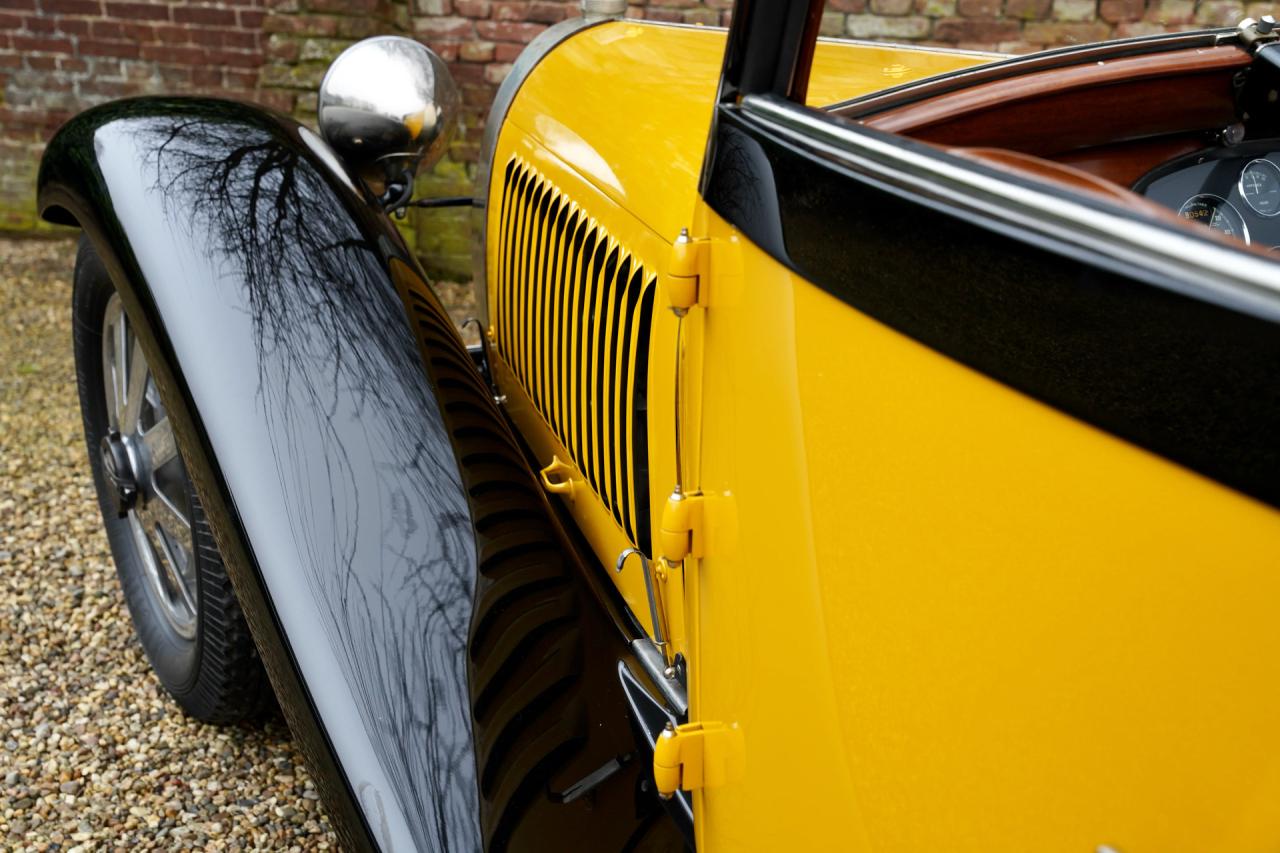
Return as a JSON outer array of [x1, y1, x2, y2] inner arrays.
[[653, 720, 745, 798], [664, 227, 710, 314], [659, 488, 704, 566]]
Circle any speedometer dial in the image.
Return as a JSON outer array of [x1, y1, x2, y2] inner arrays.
[[1239, 159, 1280, 217], [1178, 194, 1250, 244]]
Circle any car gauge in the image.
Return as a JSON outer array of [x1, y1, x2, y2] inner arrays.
[[1239, 159, 1280, 217], [1178, 194, 1250, 244]]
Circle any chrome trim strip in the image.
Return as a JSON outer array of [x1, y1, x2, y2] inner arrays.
[[829, 28, 1238, 115], [630, 638, 688, 717], [470, 15, 606, 325], [739, 93, 1280, 322]]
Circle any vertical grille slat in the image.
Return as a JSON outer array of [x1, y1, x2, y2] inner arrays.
[[615, 266, 643, 544], [604, 255, 629, 518], [493, 157, 655, 551]]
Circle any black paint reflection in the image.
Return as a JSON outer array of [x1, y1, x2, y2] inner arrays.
[[41, 97, 687, 852], [135, 108, 480, 850]]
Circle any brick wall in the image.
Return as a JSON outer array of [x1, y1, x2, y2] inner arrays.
[[1, 0, 1263, 277]]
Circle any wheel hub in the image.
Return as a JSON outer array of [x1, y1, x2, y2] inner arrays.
[[99, 430, 138, 518], [100, 292, 199, 640]]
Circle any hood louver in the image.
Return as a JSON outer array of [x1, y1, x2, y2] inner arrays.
[[494, 156, 656, 550]]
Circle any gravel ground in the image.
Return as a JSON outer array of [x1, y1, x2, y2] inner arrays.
[[0, 238, 338, 851]]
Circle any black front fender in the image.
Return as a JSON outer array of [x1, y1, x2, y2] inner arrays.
[[40, 98, 483, 852], [38, 97, 685, 853]]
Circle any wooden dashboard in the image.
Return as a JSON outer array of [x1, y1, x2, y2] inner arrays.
[[838, 43, 1251, 189]]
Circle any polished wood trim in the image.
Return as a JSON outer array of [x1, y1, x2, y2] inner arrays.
[[952, 147, 1149, 207], [863, 45, 1249, 156], [1057, 135, 1208, 186]]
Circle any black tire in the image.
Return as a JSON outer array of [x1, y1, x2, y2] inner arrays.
[[72, 235, 273, 723]]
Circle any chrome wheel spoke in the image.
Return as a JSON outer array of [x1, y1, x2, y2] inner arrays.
[[153, 527, 198, 617], [102, 297, 125, 429], [120, 333, 148, 433], [142, 416, 178, 469], [148, 490, 192, 536]]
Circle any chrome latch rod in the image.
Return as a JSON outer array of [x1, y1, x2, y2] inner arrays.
[[616, 547, 665, 649]]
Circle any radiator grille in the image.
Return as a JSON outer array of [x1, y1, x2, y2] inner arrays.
[[494, 156, 656, 549]]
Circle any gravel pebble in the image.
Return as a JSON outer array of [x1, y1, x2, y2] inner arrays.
[[0, 238, 339, 851]]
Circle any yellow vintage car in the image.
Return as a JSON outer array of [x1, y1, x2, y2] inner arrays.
[[39, 0, 1280, 850]]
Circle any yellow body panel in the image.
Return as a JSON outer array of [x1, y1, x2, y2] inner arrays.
[[691, 204, 1280, 851], [486, 17, 1280, 852]]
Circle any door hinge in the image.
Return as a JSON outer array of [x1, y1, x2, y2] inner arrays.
[[664, 228, 710, 314], [653, 721, 744, 798], [659, 489, 704, 566]]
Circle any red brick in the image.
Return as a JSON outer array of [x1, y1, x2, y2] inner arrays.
[[453, 0, 490, 15], [482, 61, 510, 83], [932, 16, 1020, 39], [334, 16, 383, 36], [414, 15, 473, 37], [458, 39, 494, 60], [1022, 20, 1111, 41], [493, 40, 523, 60], [174, 5, 239, 25], [491, 1, 527, 19], [827, 0, 867, 10], [1003, 0, 1051, 18], [23, 13, 57, 30], [957, 0, 1001, 14], [224, 67, 257, 87], [104, 2, 171, 20], [137, 43, 203, 62], [239, 9, 266, 27], [263, 14, 337, 34], [450, 61, 484, 82], [681, 7, 717, 23], [220, 29, 258, 49], [10, 35, 74, 52], [527, 1, 570, 21], [154, 23, 192, 42], [0, 11, 19, 26], [306, 0, 380, 11], [459, 81, 492, 105], [266, 36, 300, 59], [90, 19, 125, 38], [871, 0, 914, 14], [645, 7, 680, 20], [157, 64, 194, 85], [78, 78, 129, 97], [79, 38, 141, 57], [25, 54, 56, 69], [1099, 0, 1143, 21], [256, 89, 296, 112], [474, 19, 545, 41], [210, 48, 261, 67], [0, 0, 37, 10], [53, 17, 90, 34], [41, 0, 101, 13], [57, 56, 88, 71], [191, 65, 222, 85]]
